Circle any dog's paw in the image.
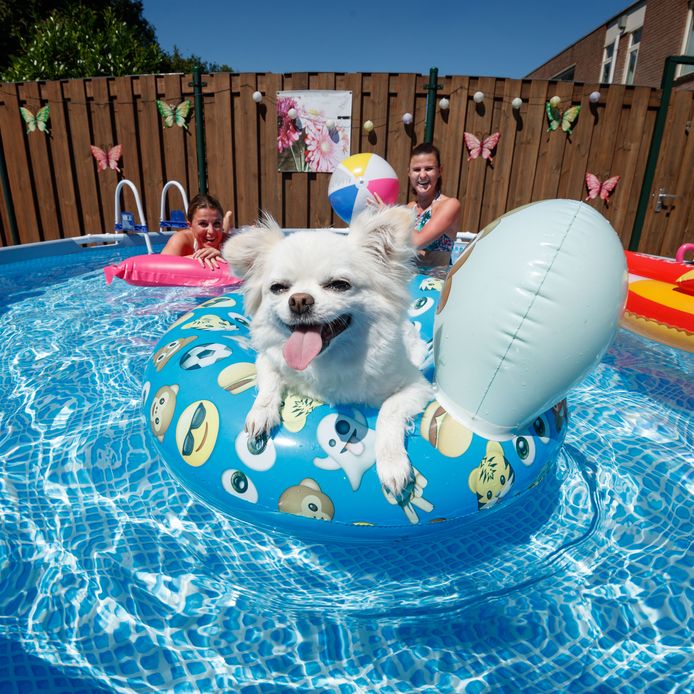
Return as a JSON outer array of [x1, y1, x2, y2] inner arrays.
[[245, 404, 280, 440], [377, 453, 413, 500]]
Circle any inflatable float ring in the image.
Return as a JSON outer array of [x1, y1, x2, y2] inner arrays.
[[142, 200, 627, 540]]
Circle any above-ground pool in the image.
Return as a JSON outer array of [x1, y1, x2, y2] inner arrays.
[[0, 243, 691, 693]]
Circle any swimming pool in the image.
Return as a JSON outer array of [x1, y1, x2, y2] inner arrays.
[[0, 245, 691, 692]]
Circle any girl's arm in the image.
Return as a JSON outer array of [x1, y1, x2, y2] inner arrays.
[[161, 232, 191, 256], [413, 197, 461, 249]]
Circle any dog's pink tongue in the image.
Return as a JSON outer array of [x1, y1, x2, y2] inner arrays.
[[283, 326, 323, 371]]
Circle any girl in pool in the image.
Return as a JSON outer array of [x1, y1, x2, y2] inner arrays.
[[161, 193, 233, 269], [406, 143, 461, 267]]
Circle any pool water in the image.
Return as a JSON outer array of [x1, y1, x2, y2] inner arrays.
[[0, 249, 692, 693]]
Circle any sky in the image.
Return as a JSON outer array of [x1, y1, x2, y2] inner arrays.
[[141, 0, 633, 78]]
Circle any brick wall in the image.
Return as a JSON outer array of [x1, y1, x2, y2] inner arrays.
[[636, 0, 690, 84], [526, 0, 691, 87], [526, 27, 605, 82]]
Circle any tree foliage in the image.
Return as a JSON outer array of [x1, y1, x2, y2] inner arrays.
[[0, 0, 232, 81], [159, 46, 232, 75]]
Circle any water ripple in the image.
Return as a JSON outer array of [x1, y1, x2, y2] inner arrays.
[[0, 260, 692, 692]]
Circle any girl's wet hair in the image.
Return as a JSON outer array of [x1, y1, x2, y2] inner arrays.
[[409, 143, 443, 192], [410, 142, 441, 165], [187, 193, 224, 224]]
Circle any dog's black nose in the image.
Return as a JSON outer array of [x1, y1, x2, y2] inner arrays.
[[288, 292, 314, 315]]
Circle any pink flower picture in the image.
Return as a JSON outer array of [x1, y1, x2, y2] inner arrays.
[[276, 90, 352, 173]]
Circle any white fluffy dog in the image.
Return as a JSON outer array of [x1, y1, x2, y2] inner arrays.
[[222, 206, 432, 496]]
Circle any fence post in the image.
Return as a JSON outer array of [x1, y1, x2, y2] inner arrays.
[[629, 55, 694, 252], [0, 134, 19, 245], [190, 67, 207, 194], [423, 67, 441, 144]]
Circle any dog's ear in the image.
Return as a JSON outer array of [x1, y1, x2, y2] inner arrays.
[[222, 213, 284, 279], [222, 214, 284, 315], [348, 206, 416, 269]]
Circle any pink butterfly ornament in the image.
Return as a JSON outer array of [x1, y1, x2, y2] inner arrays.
[[585, 173, 620, 203], [90, 144, 122, 173], [464, 132, 501, 162]]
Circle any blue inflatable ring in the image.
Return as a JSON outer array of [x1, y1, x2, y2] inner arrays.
[[142, 274, 567, 539]]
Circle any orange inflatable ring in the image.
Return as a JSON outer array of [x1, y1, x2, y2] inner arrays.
[[623, 250, 694, 352]]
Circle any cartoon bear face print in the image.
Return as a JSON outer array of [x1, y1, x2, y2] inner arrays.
[[149, 384, 179, 442], [152, 336, 197, 372]]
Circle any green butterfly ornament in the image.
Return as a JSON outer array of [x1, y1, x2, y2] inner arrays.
[[20, 105, 50, 134], [156, 99, 192, 130], [546, 101, 580, 134]]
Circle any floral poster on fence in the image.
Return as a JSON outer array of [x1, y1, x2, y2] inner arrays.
[[277, 90, 351, 173]]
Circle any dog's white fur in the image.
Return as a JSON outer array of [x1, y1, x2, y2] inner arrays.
[[222, 206, 433, 495]]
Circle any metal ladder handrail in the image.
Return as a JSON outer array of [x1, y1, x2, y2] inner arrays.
[[160, 180, 189, 230], [114, 179, 152, 254]]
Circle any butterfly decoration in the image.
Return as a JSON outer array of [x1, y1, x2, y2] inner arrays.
[[546, 102, 581, 134], [464, 132, 501, 162], [20, 105, 50, 135], [90, 144, 123, 172], [585, 173, 620, 203], [156, 99, 192, 130]]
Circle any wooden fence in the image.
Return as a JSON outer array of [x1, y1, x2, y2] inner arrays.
[[0, 72, 691, 254]]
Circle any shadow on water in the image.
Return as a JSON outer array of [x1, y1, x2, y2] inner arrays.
[[184, 454, 585, 620], [604, 330, 694, 411]]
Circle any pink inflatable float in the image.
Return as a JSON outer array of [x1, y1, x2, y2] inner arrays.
[[104, 254, 241, 288]]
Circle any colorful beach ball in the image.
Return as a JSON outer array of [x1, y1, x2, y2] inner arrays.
[[328, 153, 400, 223]]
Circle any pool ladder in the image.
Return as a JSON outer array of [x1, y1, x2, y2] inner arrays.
[[160, 181, 189, 232], [114, 180, 152, 254]]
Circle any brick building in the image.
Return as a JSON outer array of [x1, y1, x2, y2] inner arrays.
[[526, 0, 694, 87]]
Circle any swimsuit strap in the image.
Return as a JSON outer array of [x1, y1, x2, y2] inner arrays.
[[414, 191, 441, 231]]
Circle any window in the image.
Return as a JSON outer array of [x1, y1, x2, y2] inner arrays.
[[601, 41, 617, 83], [625, 28, 642, 85], [552, 65, 576, 81], [679, 4, 694, 78]]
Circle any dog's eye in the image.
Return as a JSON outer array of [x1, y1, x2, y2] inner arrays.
[[270, 283, 289, 294], [325, 280, 351, 292]]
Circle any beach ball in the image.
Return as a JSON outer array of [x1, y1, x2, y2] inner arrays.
[[328, 153, 400, 223]]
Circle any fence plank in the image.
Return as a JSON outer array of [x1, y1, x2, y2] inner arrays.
[[113, 76, 144, 226], [21, 81, 60, 241], [205, 72, 234, 219], [437, 75, 469, 207], [606, 86, 653, 244], [307, 72, 337, 229], [65, 79, 102, 234], [334, 72, 363, 227], [91, 78, 119, 234], [582, 83, 625, 229], [42, 80, 80, 237], [0, 83, 40, 243], [257, 72, 283, 223], [555, 83, 595, 204], [282, 73, 310, 228], [387, 73, 418, 206], [639, 88, 691, 255], [181, 73, 199, 198], [657, 92, 694, 256], [362, 73, 389, 160], [532, 81, 573, 203], [160, 73, 190, 218], [461, 76, 496, 232], [138, 75, 165, 233], [482, 79, 520, 224], [233, 72, 262, 227], [505, 79, 548, 212]]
